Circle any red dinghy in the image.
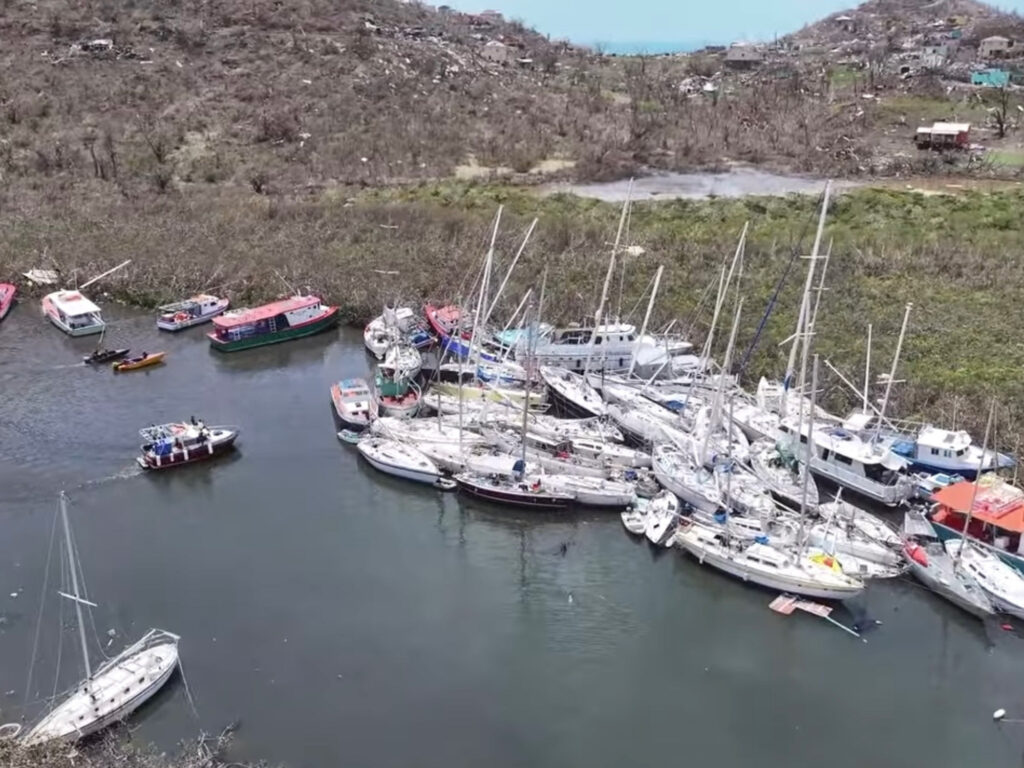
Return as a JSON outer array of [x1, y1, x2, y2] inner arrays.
[[0, 283, 16, 321]]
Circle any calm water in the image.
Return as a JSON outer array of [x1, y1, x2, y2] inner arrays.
[[1, 303, 1023, 767]]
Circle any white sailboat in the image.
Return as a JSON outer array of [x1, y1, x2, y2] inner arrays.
[[539, 474, 637, 508], [749, 437, 819, 509], [943, 540, 1024, 619], [18, 493, 179, 746], [356, 438, 454, 488], [540, 366, 607, 418], [644, 491, 681, 546], [651, 441, 722, 515]]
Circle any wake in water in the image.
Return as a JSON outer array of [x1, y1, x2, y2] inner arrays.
[[76, 464, 144, 489]]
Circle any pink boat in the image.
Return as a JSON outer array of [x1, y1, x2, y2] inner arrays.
[[0, 283, 16, 321]]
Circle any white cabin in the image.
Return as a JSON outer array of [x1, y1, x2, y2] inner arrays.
[[523, 322, 690, 375], [779, 419, 913, 506], [42, 290, 105, 336]]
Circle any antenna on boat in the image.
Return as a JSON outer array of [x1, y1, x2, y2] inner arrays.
[[952, 400, 995, 572], [59, 492, 93, 683], [484, 217, 537, 324]]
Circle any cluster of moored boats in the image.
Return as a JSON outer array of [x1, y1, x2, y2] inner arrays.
[[329, 191, 1024, 621]]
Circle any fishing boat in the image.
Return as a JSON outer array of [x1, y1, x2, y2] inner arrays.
[[454, 472, 573, 510], [374, 352, 421, 419], [903, 537, 994, 619], [651, 441, 722, 515], [330, 378, 377, 431], [137, 420, 239, 469], [749, 438, 819, 509], [927, 473, 1024, 574], [539, 366, 606, 419], [538, 474, 637, 508], [41, 290, 106, 336], [644, 490, 682, 546], [208, 295, 338, 352], [356, 438, 453, 489], [13, 493, 179, 746], [112, 351, 166, 372], [0, 282, 15, 321], [675, 519, 865, 600], [157, 294, 229, 331]]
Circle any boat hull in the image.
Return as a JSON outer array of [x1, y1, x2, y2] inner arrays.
[[677, 534, 862, 600], [46, 310, 105, 337], [113, 353, 166, 372], [456, 479, 571, 510], [209, 308, 339, 352], [359, 452, 440, 485], [138, 431, 238, 470], [0, 283, 15, 321]]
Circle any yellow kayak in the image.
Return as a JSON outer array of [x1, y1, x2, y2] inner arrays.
[[112, 351, 167, 372]]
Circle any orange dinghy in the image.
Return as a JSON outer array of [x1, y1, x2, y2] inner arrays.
[[112, 351, 167, 372]]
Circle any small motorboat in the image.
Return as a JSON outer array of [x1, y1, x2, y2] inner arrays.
[[330, 378, 377, 431], [644, 489, 681, 547], [112, 351, 166, 372], [0, 282, 16, 321], [621, 496, 650, 535], [356, 437, 454, 489], [84, 347, 130, 365], [157, 294, 229, 331], [137, 420, 239, 470], [374, 372, 421, 419]]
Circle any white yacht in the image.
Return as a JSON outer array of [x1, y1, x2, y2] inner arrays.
[[778, 418, 914, 506], [522, 322, 689, 376]]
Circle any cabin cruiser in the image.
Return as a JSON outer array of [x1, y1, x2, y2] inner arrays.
[[778, 418, 915, 506], [519, 322, 691, 377], [41, 290, 105, 336], [840, 411, 1014, 478]]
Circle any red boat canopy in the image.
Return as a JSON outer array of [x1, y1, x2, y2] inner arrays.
[[931, 475, 1024, 533], [213, 295, 320, 328]]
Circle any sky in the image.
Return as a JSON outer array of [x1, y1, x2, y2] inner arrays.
[[441, 0, 1024, 47]]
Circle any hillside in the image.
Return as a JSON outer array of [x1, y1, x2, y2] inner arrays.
[[0, 0, 889, 198]]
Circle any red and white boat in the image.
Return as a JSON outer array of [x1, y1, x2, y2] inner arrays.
[[424, 303, 471, 340], [0, 283, 16, 321], [41, 290, 105, 336], [137, 420, 239, 470]]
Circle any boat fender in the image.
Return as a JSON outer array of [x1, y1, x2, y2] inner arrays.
[[905, 543, 928, 567]]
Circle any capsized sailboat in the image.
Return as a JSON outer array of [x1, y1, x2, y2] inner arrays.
[[15, 493, 179, 746]]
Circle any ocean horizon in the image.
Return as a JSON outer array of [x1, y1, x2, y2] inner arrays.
[[592, 40, 717, 55]]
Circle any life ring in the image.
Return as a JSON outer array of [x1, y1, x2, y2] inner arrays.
[[0, 723, 22, 740]]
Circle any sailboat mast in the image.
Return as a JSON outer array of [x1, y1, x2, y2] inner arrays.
[[953, 401, 995, 569], [874, 302, 912, 442], [863, 323, 872, 414], [583, 194, 630, 377], [796, 356, 820, 558], [702, 298, 743, 466], [628, 265, 664, 378], [59, 492, 92, 681], [467, 208, 502, 368], [782, 181, 831, 415], [484, 217, 537, 326], [520, 298, 536, 469]]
